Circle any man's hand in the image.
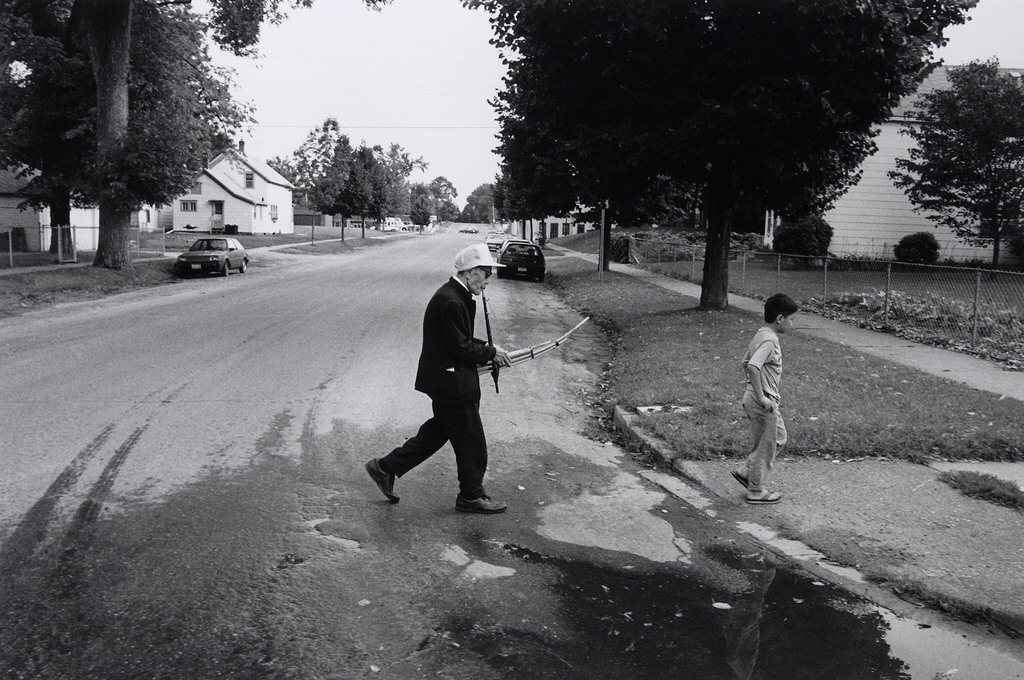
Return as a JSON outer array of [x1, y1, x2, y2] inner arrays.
[[493, 346, 512, 367]]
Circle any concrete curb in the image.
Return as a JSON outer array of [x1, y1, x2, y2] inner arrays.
[[611, 404, 1024, 636]]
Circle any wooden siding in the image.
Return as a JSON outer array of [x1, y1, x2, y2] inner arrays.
[[825, 122, 995, 262]]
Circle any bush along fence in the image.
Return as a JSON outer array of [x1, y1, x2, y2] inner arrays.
[[624, 235, 1024, 370]]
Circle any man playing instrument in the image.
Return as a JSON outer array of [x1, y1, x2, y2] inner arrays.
[[365, 244, 513, 513]]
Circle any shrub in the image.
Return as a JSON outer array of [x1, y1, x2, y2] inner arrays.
[[894, 231, 940, 264], [730, 232, 763, 252], [1010, 229, 1024, 263], [772, 215, 833, 256], [610, 233, 631, 262]]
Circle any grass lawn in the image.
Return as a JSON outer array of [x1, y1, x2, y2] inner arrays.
[[543, 250, 1024, 463], [559, 229, 1024, 369], [0, 258, 181, 318], [939, 470, 1024, 511]]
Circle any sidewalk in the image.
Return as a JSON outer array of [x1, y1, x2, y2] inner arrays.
[[553, 245, 1024, 637]]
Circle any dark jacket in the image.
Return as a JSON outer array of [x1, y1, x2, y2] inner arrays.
[[414, 278, 496, 404]]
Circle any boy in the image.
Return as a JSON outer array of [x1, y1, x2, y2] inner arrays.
[[731, 293, 799, 505]]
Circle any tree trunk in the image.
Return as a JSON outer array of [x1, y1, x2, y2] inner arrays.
[[699, 186, 734, 311], [47, 187, 73, 256], [82, 0, 133, 272]]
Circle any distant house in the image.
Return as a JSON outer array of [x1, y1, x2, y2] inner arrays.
[[512, 215, 596, 243], [823, 66, 1014, 262], [0, 169, 42, 252], [164, 143, 294, 235]]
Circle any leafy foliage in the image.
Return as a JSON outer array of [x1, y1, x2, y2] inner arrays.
[[891, 60, 1024, 266], [894, 232, 941, 264], [819, 290, 1024, 371], [409, 183, 433, 227], [460, 183, 495, 223], [1, 0, 388, 270], [287, 118, 354, 214], [773, 216, 833, 257], [428, 176, 459, 222], [472, 0, 976, 308]]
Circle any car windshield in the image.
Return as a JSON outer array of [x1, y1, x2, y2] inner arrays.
[[190, 239, 227, 252]]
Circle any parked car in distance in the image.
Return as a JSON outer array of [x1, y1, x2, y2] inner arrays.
[[485, 232, 509, 253], [175, 237, 248, 277], [497, 239, 545, 282]]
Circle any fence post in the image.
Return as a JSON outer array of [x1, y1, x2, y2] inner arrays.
[[691, 248, 696, 280], [822, 257, 829, 313], [741, 251, 747, 292], [971, 269, 981, 347], [884, 262, 891, 326]]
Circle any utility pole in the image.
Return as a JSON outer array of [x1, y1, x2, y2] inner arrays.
[[598, 200, 609, 278]]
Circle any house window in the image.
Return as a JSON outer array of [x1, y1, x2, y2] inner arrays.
[[562, 223, 570, 236], [191, 181, 202, 194], [270, 204, 278, 222], [244, 171, 254, 189], [550, 223, 558, 239], [180, 200, 197, 212]]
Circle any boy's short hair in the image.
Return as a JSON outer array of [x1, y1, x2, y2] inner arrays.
[[764, 293, 800, 323]]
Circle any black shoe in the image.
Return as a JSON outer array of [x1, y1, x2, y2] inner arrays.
[[455, 494, 506, 514], [365, 458, 399, 503]]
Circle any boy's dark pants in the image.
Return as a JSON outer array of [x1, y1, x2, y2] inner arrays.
[[381, 400, 488, 500]]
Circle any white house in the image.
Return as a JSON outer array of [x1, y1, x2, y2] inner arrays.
[[165, 144, 294, 235], [0, 169, 42, 252], [823, 66, 1011, 262], [512, 215, 597, 242]]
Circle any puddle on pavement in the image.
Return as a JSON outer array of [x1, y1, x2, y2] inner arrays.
[[441, 543, 1023, 680]]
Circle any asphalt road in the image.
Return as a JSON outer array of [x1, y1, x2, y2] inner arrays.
[[1, 232, 1020, 679]]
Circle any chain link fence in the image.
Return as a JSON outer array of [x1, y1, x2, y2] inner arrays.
[[0, 225, 166, 268], [627, 236, 1024, 368]]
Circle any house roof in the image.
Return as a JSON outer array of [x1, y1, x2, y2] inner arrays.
[[891, 66, 952, 120], [0, 168, 32, 195], [891, 64, 1024, 121], [201, 169, 261, 206], [209, 149, 294, 190]]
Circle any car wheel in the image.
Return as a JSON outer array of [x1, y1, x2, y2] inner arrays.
[[238, 259, 247, 274], [221, 260, 230, 277]]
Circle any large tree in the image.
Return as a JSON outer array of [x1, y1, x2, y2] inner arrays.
[[4, 3, 244, 255], [461, 183, 495, 223], [373, 143, 426, 221], [2, 0, 387, 271], [332, 144, 384, 236], [476, 0, 975, 309], [891, 60, 1024, 266], [409, 182, 433, 228], [287, 118, 354, 215], [428, 176, 459, 223]]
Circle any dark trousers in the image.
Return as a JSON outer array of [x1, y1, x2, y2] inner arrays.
[[382, 400, 488, 500]]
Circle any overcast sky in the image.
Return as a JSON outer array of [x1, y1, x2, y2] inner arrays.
[[214, 0, 1024, 207]]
